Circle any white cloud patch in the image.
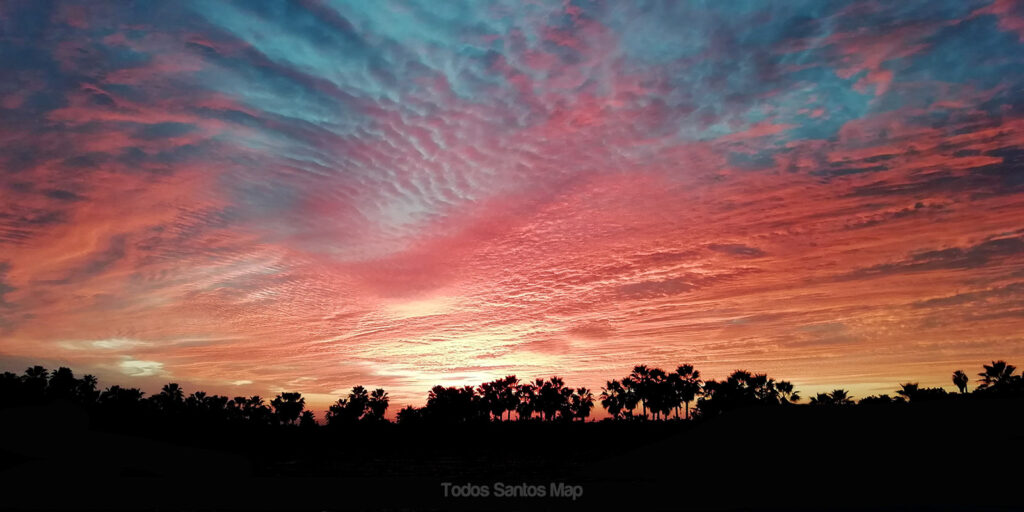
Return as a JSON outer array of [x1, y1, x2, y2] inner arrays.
[[59, 338, 148, 351], [118, 357, 166, 377]]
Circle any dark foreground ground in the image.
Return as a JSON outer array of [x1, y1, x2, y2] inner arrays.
[[2, 398, 1022, 511]]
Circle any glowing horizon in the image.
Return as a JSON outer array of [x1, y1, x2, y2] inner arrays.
[[1, 1, 1023, 417]]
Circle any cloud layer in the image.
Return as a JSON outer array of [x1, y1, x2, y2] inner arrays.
[[1, 0, 1022, 412]]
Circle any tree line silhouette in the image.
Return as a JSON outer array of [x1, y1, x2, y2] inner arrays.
[[1, 360, 1021, 428]]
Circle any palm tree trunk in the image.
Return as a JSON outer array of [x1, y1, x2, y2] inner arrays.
[[685, 401, 689, 420]]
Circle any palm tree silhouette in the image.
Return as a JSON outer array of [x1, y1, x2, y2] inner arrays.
[[570, 387, 595, 421], [600, 379, 627, 419], [242, 395, 271, 425], [626, 365, 652, 419], [24, 365, 48, 380], [5, 358, 1018, 434], [477, 379, 503, 421], [647, 368, 672, 420], [153, 383, 185, 413], [424, 385, 480, 423], [99, 385, 146, 404], [162, 383, 185, 401], [500, 375, 520, 421], [227, 396, 246, 421], [326, 398, 353, 425], [299, 410, 317, 428], [809, 389, 854, 405], [897, 383, 919, 402], [186, 391, 208, 413], [776, 380, 800, 404], [536, 377, 553, 420], [977, 361, 1017, 391], [348, 386, 370, 412], [396, 405, 422, 424], [47, 367, 78, 400], [536, 377, 570, 421], [697, 369, 802, 417], [78, 374, 99, 403], [475, 375, 522, 421], [952, 370, 969, 394], [367, 388, 389, 421], [829, 389, 853, 405], [98, 385, 146, 423], [22, 365, 49, 401], [206, 394, 229, 417], [326, 386, 378, 425], [672, 364, 703, 420], [271, 392, 305, 425], [514, 381, 537, 421]]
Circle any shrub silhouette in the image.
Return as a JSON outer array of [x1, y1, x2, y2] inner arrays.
[[858, 394, 904, 405], [897, 383, 949, 402]]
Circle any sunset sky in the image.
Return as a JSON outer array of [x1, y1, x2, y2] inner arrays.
[[1, 0, 1022, 416]]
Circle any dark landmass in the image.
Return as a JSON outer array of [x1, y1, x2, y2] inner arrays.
[[2, 362, 1022, 510], [2, 397, 1022, 510]]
